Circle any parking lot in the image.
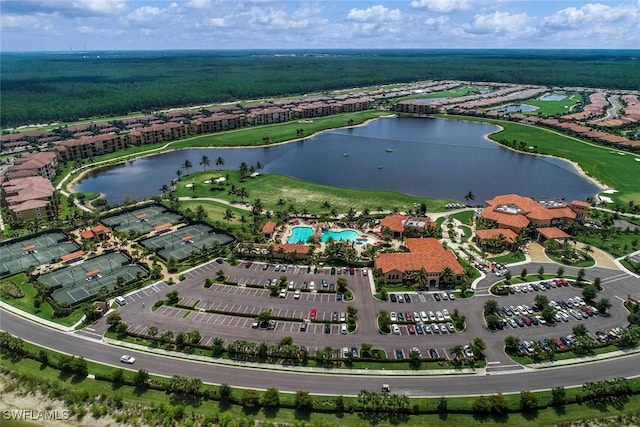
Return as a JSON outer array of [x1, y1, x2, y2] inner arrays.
[[107, 259, 636, 366]]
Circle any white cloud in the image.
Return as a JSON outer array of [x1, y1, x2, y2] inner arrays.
[[423, 15, 449, 30], [541, 2, 637, 30], [411, 0, 472, 13], [463, 11, 531, 35], [128, 6, 162, 22], [1, 0, 127, 16], [347, 5, 402, 22]]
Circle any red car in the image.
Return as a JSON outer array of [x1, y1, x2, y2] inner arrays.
[[405, 312, 413, 322], [309, 309, 317, 321], [244, 261, 252, 268], [407, 324, 416, 334]]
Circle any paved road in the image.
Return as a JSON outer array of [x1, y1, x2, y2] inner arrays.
[[3, 309, 640, 396]]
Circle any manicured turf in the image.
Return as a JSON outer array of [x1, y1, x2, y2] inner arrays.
[[174, 170, 453, 214]]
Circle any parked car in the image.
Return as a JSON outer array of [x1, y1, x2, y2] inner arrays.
[[300, 321, 308, 332], [324, 323, 331, 333], [390, 294, 397, 303], [389, 312, 397, 322], [341, 323, 348, 334], [407, 324, 416, 334], [309, 309, 317, 320], [392, 324, 401, 335]]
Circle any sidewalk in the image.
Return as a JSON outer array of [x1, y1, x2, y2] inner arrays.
[[0, 300, 79, 332]]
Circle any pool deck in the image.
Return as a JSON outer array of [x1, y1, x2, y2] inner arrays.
[[280, 220, 382, 252]]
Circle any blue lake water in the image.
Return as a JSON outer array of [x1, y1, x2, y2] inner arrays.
[[540, 94, 567, 101], [74, 117, 600, 204], [489, 104, 538, 113]]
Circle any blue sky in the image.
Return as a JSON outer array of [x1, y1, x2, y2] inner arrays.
[[1, 0, 639, 51]]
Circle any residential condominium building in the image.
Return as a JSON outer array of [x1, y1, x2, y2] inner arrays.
[[5, 151, 58, 181], [1, 176, 59, 223]]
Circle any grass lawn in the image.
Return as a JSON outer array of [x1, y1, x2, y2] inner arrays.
[[488, 252, 526, 264], [450, 209, 475, 225], [441, 115, 640, 205], [503, 93, 584, 116], [174, 170, 453, 214], [3, 350, 640, 427], [394, 85, 490, 102], [0, 273, 83, 327]]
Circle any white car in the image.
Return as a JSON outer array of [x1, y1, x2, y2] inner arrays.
[[341, 323, 348, 334], [309, 281, 315, 290], [120, 355, 135, 364], [390, 312, 397, 322], [436, 311, 445, 322], [442, 309, 451, 321], [420, 311, 429, 322], [392, 324, 400, 335], [428, 311, 436, 322], [293, 289, 301, 299]]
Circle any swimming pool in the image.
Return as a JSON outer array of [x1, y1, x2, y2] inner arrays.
[[288, 226, 313, 244], [321, 229, 363, 243], [287, 226, 367, 244]]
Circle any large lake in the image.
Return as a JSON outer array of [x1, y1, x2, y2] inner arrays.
[[74, 117, 600, 204]]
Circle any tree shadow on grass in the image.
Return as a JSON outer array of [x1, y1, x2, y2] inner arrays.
[[262, 407, 279, 419], [521, 409, 539, 421], [472, 413, 510, 424], [293, 408, 312, 421], [552, 405, 566, 417]]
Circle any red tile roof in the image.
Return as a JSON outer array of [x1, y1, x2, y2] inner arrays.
[[262, 221, 277, 234], [61, 250, 85, 262], [380, 215, 407, 233], [537, 227, 570, 240], [272, 244, 310, 254], [375, 237, 464, 275]]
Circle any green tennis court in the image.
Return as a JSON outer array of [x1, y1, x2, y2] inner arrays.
[[0, 232, 80, 276], [38, 251, 149, 305], [101, 205, 183, 234], [140, 223, 233, 261]]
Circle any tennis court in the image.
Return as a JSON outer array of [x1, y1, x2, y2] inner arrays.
[[38, 252, 149, 305], [140, 223, 233, 261], [101, 205, 183, 234], [0, 232, 80, 276]]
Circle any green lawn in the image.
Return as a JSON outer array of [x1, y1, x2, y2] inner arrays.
[[502, 93, 584, 116], [3, 350, 640, 427], [488, 252, 526, 264], [0, 274, 83, 327], [174, 170, 453, 214]]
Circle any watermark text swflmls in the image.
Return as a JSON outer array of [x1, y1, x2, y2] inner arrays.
[[3, 409, 71, 421]]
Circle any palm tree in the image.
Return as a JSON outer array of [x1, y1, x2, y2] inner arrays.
[[581, 244, 593, 258], [159, 184, 170, 195], [215, 156, 225, 170], [439, 266, 455, 288], [464, 191, 475, 205], [223, 209, 235, 223], [200, 155, 210, 172], [450, 344, 465, 364], [238, 187, 249, 202], [182, 159, 192, 175], [417, 267, 429, 290], [175, 169, 182, 181]]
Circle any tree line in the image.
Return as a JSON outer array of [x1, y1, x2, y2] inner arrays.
[[3, 50, 639, 126]]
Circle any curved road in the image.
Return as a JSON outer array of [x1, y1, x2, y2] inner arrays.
[[2, 286, 639, 397]]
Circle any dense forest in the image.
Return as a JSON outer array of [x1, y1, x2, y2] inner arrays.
[[2, 49, 639, 127]]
